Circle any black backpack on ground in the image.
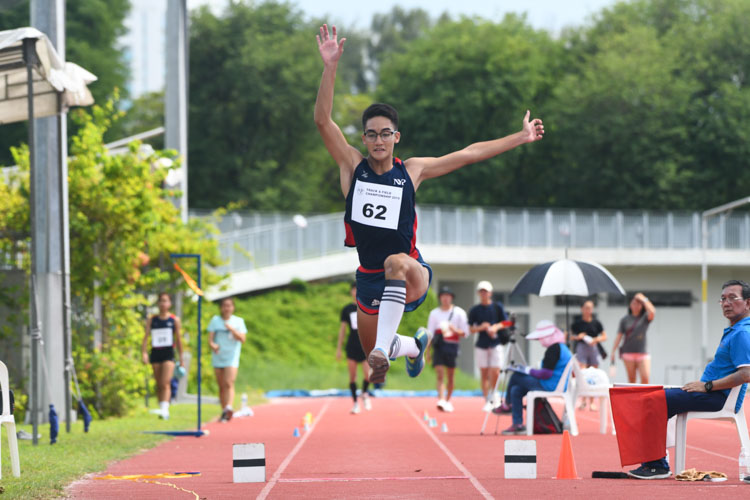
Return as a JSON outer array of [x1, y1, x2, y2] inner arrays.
[[533, 397, 562, 434]]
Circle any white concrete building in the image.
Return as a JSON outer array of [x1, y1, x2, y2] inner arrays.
[[121, 0, 167, 98], [198, 205, 750, 387]]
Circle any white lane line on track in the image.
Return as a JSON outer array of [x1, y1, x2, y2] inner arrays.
[[403, 402, 494, 500], [685, 444, 736, 462], [279, 475, 469, 483], [257, 399, 332, 500], [574, 410, 738, 462]]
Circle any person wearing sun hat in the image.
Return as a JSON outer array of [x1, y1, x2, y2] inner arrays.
[[493, 319, 572, 435]]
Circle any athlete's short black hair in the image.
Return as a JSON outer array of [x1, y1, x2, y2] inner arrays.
[[362, 103, 399, 131], [722, 280, 750, 300]]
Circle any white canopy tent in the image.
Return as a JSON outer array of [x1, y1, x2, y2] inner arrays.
[[0, 27, 95, 125], [0, 26, 96, 445]]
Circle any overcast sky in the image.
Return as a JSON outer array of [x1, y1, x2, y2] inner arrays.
[[188, 0, 622, 33]]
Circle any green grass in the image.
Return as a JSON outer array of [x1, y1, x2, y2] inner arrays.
[[239, 358, 480, 392], [0, 400, 226, 499], [188, 280, 481, 395], [1, 281, 481, 498]]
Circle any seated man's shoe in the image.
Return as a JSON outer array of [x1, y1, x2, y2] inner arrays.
[[627, 464, 671, 480]]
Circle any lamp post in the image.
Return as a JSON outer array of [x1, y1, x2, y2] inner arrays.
[[700, 196, 750, 365]]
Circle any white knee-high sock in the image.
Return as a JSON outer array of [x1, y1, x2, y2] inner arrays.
[[374, 280, 406, 355], [389, 334, 420, 359]]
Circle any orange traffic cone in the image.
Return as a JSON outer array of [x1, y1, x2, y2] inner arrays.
[[555, 430, 579, 479]]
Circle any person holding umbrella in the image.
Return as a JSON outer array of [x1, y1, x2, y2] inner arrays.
[[611, 293, 656, 384]]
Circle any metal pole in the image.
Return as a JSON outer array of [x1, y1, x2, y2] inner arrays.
[[699, 196, 750, 366], [31, 0, 68, 431], [170, 253, 203, 436], [701, 216, 708, 366], [24, 38, 39, 446], [166, 0, 189, 223], [58, 86, 72, 432], [197, 254, 202, 434]]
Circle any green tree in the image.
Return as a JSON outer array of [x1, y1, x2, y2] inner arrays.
[[0, 0, 131, 164], [376, 15, 564, 207], [119, 90, 166, 150], [188, 1, 346, 212], [549, 0, 750, 209], [368, 6, 434, 87], [0, 101, 222, 416], [543, 24, 697, 209]]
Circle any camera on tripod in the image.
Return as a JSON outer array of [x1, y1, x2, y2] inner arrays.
[[499, 313, 522, 343]]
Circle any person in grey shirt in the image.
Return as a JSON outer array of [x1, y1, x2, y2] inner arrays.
[[611, 293, 656, 383]]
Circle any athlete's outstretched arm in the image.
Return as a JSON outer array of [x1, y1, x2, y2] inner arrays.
[[406, 111, 544, 190], [314, 24, 362, 196]]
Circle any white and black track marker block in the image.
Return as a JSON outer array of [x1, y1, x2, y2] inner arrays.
[[233, 443, 266, 483], [504, 440, 536, 479]]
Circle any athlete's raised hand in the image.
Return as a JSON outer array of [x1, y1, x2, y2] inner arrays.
[[521, 110, 544, 143], [316, 24, 346, 66]]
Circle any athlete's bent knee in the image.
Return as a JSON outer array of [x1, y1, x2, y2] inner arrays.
[[383, 253, 410, 279]]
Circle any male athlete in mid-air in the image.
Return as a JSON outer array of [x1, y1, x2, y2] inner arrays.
[[315, 24, 544, 384]]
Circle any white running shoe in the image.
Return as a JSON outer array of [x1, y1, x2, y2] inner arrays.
[[363, 396, 372, 411], [443, 400, 454, 413], [492, 393, 502, 407], [350, 402, 361, 414], [437, 399, 446, 411], [482, 401, 494, 412]]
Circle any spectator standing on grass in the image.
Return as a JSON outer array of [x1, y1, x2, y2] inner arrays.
[[208, 297, 247, 422], [570, 299, 607, 410], [611, 293, 655, 384], [469, 281, 511, 412], [142, 292, 184, 420], [427, 286, 469, 413], [336, 282, 372, 414]]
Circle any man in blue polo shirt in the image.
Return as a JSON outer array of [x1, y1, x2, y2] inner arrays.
[[629, 279, 750, 479]]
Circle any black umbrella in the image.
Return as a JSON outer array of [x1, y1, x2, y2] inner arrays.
[[511, 259, 625, 297], [511, 258, 626, 333]]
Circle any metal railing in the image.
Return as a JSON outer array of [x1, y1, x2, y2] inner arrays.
[[204, 206, 750, 274]]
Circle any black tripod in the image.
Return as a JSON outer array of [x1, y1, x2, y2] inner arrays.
[[480, 322, 528, 435]]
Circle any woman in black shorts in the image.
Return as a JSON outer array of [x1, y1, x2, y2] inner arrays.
[[336, 283, 371, 414], [141, 293, 184, 419]]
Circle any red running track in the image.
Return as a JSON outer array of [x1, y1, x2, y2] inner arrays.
[[68, 397, 750, 499]]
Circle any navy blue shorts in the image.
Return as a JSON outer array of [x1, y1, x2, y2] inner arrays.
[[355, 254, 433, 316]]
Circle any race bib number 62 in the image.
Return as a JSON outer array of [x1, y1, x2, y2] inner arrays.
[[351, 179, 403, 230]]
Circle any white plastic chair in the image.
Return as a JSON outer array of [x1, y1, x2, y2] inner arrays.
[[0, 360, 21, 478], [674, 384, 749, 474], [526, 357, 578, 436], [572, 364, 616, 435]]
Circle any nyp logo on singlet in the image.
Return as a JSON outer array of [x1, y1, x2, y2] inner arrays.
[[351, 179, 403, 230], [393, 179, 406, 186]]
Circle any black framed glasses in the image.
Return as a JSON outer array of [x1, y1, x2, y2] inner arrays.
[[363, 129, 396, 143]]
